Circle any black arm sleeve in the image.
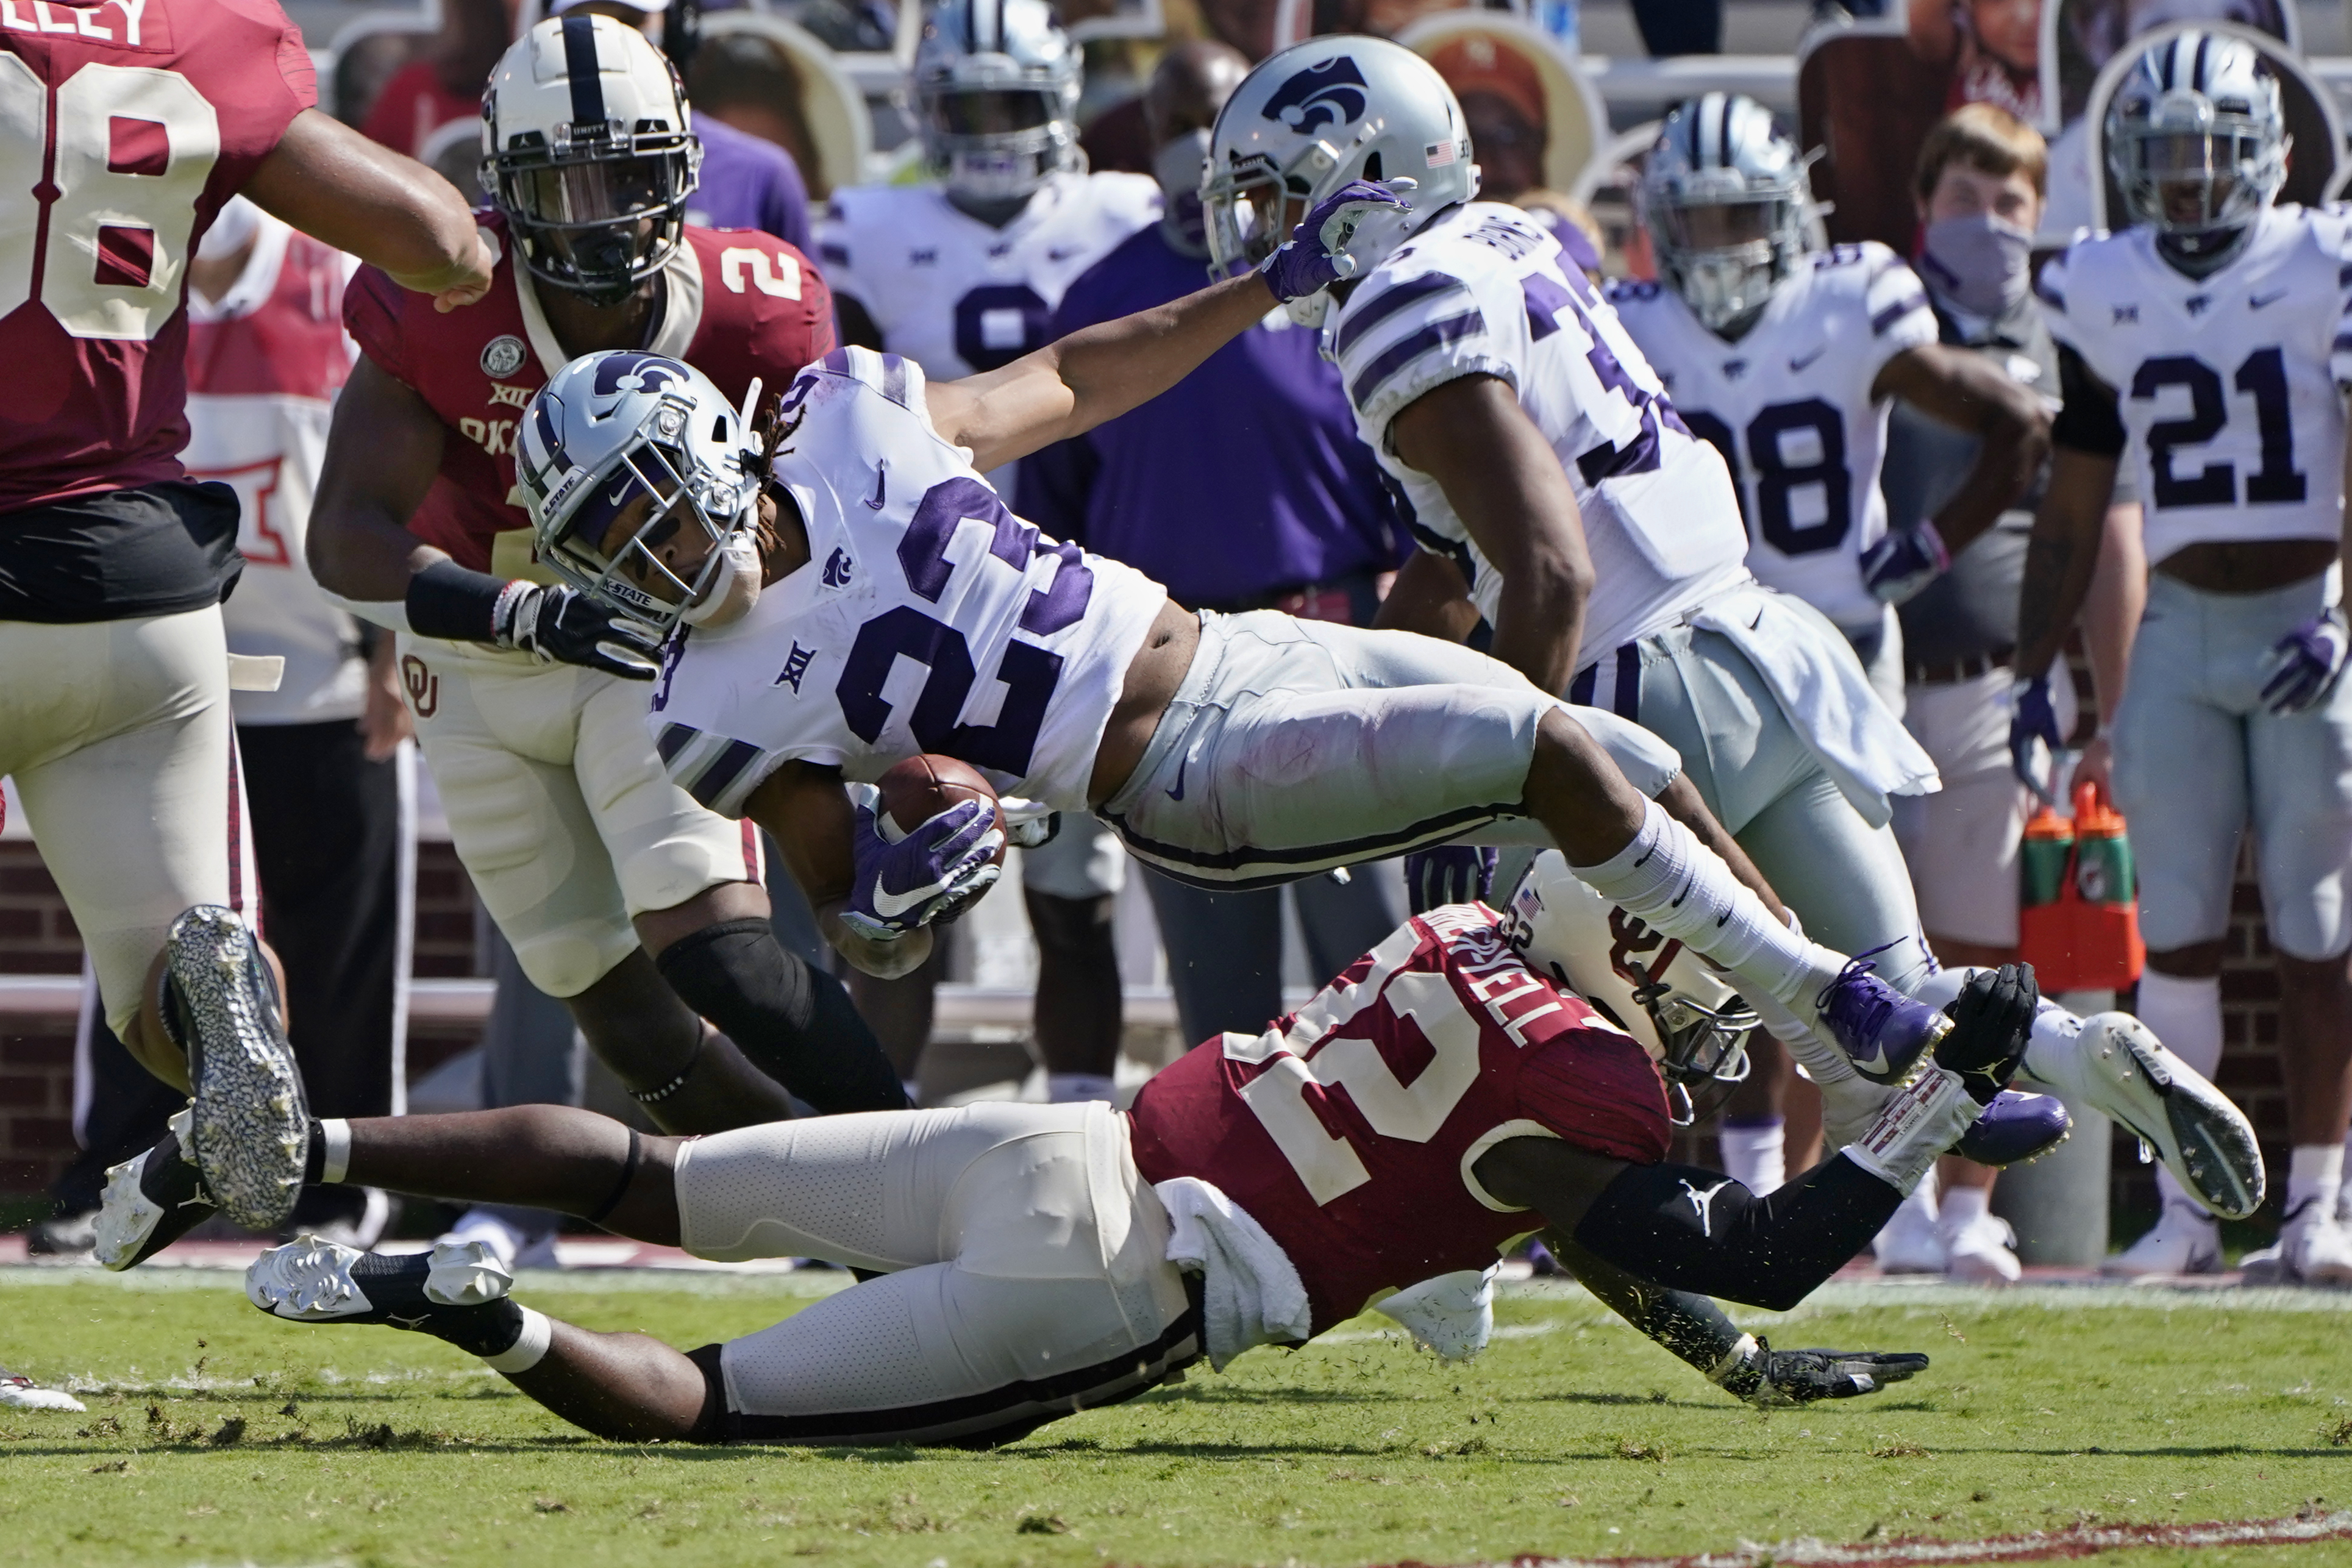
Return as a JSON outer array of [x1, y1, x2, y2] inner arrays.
[[1568, 1153, 1903, 1312], [2050, 343, 2128, 457], [1544, 1233, 1749, 1378]]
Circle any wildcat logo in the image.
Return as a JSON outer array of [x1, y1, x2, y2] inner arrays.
[[822, 548, 855, 588], [1605, 906, 1684, 988], [591, 354, 684, 397], [401, 655, 440, 719], [1262, 56, 1368, 132]]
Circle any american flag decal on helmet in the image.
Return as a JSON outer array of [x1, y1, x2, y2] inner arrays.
[[1425, 139, 1459, 168]]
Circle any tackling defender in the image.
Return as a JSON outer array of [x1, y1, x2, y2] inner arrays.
[[0, 0, 491, 1234], [300, 17, 907, 1147]]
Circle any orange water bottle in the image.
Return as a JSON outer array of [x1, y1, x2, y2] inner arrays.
[[2017, 783, 2144, 991]]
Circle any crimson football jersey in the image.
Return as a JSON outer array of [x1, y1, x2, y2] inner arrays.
[[0, 0, 316, 513], [344, 211, 833, 575], [1127, 905, 1673, 1333]]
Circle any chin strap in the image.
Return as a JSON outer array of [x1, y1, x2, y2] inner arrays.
[[2156, 223, 2254, 277]]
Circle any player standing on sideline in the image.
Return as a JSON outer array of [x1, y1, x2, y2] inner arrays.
[[0, 0, 491, 1237], [2015, 30, 2352, 1283], [816, 0, 1160, 1103], [1609, 94, 2046, 1275], [302, 22, 902, 1135]]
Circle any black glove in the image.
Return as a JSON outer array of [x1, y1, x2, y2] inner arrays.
[[1403, 844, 1499, 914], [499, 582, 662, 680], [1719, 1338, 1930, 1406], [1934, 961, 2039, 1103]]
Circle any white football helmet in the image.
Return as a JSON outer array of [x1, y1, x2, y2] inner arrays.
[[1204, 36, 1476, 323], [1500, 851, 1756, 1125], [483, 14, 703, 304], [517, 351, 763, 632], [912, 0, 1083, 204], [2105, 28, 2287, 240], [1640, 92, 1816, 335]]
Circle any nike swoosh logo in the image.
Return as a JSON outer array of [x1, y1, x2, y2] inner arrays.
[[1166, 753, 1190, 802], [871, 878, 933, 919], [2251, 288, 2290, 309], [1789, 346, 1827, 372], [605, 479, 634, 508], [864, 461, 887, 510]]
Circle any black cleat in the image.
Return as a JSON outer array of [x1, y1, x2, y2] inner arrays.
[[93, 1105, 218, 1270], [169, 907, 309, 1232]]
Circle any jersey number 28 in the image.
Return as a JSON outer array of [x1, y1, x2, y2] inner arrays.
[[1682, 401, 1851, 557]]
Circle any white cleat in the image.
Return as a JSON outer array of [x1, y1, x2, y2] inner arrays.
[[247, 1236, 512, 1323], [0, 1367, 84, 1412], [2103, 1202, 2222, 1278], [2241, 1203, 2352, 1288], [1874, 1191, 1947, 1275], [2034, 1011, 2264, 1221], [1942, 1211, 2022, 1285], [93, 1106, 215, 1272]]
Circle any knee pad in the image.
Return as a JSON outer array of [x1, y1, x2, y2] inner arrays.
[[656, 919, 908, 1114]]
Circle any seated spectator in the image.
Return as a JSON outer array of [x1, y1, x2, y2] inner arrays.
[[359, 0, 513, 159]]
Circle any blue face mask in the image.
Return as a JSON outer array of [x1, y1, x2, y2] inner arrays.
[[1153, 130, 1213, 257], [1918, 212, 2034, 319]]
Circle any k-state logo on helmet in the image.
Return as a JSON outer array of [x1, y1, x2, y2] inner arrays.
[[1263, 56, 1368, 132], [591, 354, 687, 399]]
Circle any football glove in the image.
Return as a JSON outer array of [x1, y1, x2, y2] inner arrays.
[[1259, 179, 1417, 303], [1859, 519, 1950, 605], [838, 785, 1005, 945], [495, 582, 663, 681], [1403, 844, 1498, 914], [1715, 1337, 1930, 1406], [2007, 674, 2064, 804], [2259, 605, 2350, 715]]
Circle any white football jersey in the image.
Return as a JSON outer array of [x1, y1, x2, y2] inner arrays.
[[1609, 243, 1937, 635], [650, 348, 1169, 818], [2037, 204, 2352, 567], [818, 171, 1162, 377], [1328, 202, 1751, 671]]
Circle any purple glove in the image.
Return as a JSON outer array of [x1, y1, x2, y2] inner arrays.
[[2008, 674, 2064, 804], [838, 789, 1005, 944], [1258, 178, 1417, 303], [1860, 519, 1950, 606], [2260, 606, 2350, 715], [1404, 844, 1498, 915]]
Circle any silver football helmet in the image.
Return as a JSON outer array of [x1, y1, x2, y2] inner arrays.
[[1500, 851, 1756, 1127], [483, 15, 703, 305], [1641, 92, 1815, 335], [913, 0, 1083, 204], [2105, 29, 2287, 238], [1204, 36, 1476, 323], [517, 351, 764, 633]]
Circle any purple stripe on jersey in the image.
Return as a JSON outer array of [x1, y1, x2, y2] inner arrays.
[[1568, 663, 1597, 707], [820, 241, 849, 266], [1522, 271, 1575, 341], [1109, 798, 1516, 891], [2331, 331, 2352, 353], [1334, 273, 1467, 360], [1346, 308, 1486, 410], [882, 355, 909, 408], [657, 723, 695, 763], [687, 738, 763, 810], [822, 348, 855, 375], [1871, 293, 1930, 335], [1612, 644, 1641, 721]]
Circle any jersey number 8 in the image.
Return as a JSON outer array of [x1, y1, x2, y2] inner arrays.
[[0, 60, 219, 342]]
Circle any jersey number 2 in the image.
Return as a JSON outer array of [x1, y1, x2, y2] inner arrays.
[[0, 59, 221, 341]]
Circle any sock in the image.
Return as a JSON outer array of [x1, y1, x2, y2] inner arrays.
[[480, 1307, 552, 1374], [901, 1078, 922, 1108], [2288, 1144, 2343, 1223], [2131, 971, 2223, 1078], [1047, 1072, 1116, 1104], [656, 919, 910, 1114], [1938, 1181, 1989, 1235], [299, 1119, 352, 1185], [1572, 802, 1842, 1008], [1717, 1116, 1786, 1194], [1873, 1169, 1939, 1259]]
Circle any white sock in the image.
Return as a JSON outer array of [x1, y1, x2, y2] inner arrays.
[[1874, 1169, 1940, 1258], [1571, 802, 1843, 1008], [1938, 1181, 1990, 1235], [2288, 1144, 2343, 1222], [318, 1118, 352, 1186], [2131, 971, 2223, 1078], [481, 1307, 552, 1374], [901, 1079, 922, 1108], [1717, 1117, 1786, 1194], [2152, 1163, 2215, 1221], [1047, 1072, 1117, 1104]]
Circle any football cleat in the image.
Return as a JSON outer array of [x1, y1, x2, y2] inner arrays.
[[1716, 1339, 1930, 1406], [169, 907, 310, 1233], [1817, 956, 1953, 1084], [2056, 1013, 2264, 1221], [94, 1105, 216, 1271], [1954, 1089, 2072, 1167], [1941, 1210, 2022, 1286], [1873, 1188, 1946, 1274], [247, 1236, 513, 1324], [2240, 1201, 2352, 1288], [0, 1366, 84, 1412], [2103, 1201, 2222, 1278]]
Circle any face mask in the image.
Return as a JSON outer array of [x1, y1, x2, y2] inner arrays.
[[1917, 212, 2033, 319], [1153, 130, 1213, 257], [681, 529, 763, 628]]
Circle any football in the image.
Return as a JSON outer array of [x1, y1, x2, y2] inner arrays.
[[875, 754, 1006, 870]]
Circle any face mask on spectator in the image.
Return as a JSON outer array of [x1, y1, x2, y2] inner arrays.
[[1917, 211, 2033, 319], [1155, 129, 1213, 257]]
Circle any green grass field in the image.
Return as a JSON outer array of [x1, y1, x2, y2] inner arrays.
[[6, 1268, 2352, 1568]]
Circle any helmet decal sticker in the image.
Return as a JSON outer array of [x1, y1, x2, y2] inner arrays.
[[1263, 56, 1369, 133]]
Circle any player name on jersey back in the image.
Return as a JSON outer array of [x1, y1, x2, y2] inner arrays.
[[2039, 205, 2352, 566], [1609, 242, 1937, 633], [650, 347, 1167, 816]]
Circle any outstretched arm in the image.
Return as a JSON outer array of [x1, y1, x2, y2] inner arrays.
[[2016, 352, 2126, 683], [243, 109, 494, 310]]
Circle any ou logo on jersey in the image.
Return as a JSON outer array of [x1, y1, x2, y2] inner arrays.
[[401, 655, 440, 719], [1263, 57, 1368, 131]]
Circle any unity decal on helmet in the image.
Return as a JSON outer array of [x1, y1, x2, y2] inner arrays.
[[1262, 57, 1369, 132]]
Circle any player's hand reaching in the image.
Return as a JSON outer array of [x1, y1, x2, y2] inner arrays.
[[1934, 961, 2039, 1104], [839, 786, 1005, 944], [496, 582, 663, 680], [1720, 1339, 1931, 1406], [1260, 178, 1418, 303], [1859, 519, 1950, 605], [1404, 844, 1498, 914], [2259, 605, 2350, 715], [2007, 674, 2064, 804]]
